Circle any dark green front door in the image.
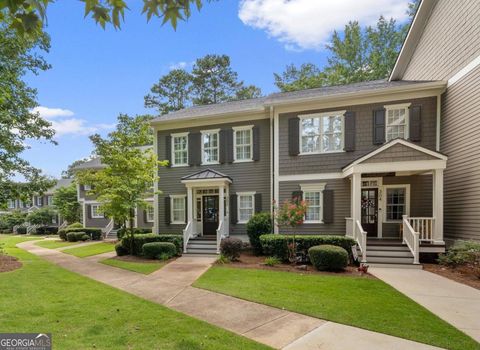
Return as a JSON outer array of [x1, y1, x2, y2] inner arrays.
[[203, 195, 219, 235]]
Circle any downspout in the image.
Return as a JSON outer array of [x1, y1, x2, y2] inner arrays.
[[152, 125, 160, 234], [436, 93, 441, 151]]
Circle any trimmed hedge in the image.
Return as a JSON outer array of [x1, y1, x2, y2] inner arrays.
[[220, 237, 243, 261], [121, 233, 182, 256], [59, 227, 102, 241], [115, 242, 128, 256], [259, 234, 356, 261], [16, 227, 27, 234], [246, 212, 272, 255], [34, 226, 58, 235], [117, 227, 151, 240], [142, 242, 177, 259], [66, 232, 89, 242], [66, 222, 83, 229], [309, 245, 348, 271]]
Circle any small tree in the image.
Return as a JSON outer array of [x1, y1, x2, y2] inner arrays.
[[273, 198, 308, 264], [53, 182, 81, 223], [0, 211, 27, 231], [26, 208, 56, 225]]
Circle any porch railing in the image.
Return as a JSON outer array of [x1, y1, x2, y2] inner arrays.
[[409, 217, 435, 242], [183, 221, 193, 253], [26, 224, 41, 235], [402, 215, 420, 264], [102, 219, 114, 239], [58, 220, 68, 231], [216, 220, 226, 254], [345, 218, 367, 262]]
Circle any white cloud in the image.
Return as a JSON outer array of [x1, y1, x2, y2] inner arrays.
[[33, 106, 114, 137], [168, 61, 192, 70], [238, 0, 410, 51]]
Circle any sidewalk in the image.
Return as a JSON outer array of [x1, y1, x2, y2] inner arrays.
[[370, 267, 480, 343], [19, 240, 441, 350]]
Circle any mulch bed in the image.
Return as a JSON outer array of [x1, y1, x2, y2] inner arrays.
[[0, 255, 22, 273], [423, 263, 480, 290], [221, 251, 374, 278]]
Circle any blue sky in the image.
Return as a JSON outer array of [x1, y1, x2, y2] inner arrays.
[[23, 0, 410, 178]]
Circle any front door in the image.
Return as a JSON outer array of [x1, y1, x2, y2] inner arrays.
[[361, 188, 378, 237], [202, 195, 219, 235]]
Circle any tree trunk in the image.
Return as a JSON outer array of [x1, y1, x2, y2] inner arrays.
[[129, 208, 135, 255]]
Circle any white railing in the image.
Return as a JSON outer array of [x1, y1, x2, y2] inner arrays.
[[27, 224, 41, 235], [409, 217, 435, 242], [345, 218, 367, 262], [58, 221, 68, 231], [183, 221, 193, 253], [216, 220, 227, 254], [102, 219, 114, 239], [402, 215, 420, 264], [12, 224, 20, 234]]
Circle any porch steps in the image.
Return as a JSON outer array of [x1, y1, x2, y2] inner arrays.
[[105, 229, 118, 240], [359, 241, 417, 266], [186, 236, 217, 255]]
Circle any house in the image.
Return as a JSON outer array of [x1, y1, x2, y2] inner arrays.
[[389, 0, 480, 244]]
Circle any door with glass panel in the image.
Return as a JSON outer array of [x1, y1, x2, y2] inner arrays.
[[361, 188, 378, 237]]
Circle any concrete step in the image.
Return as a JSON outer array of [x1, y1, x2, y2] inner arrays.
[[366, 250, 413, 258], [366, 256, 414, 264]]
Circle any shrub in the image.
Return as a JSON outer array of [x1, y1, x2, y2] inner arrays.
[[438, 241, 480, 267], [220, 237, 243, 261], [115, 242, 128, 256], [216, 254, 230, 264], [59, 227, 102, 241], [309, 245, 348, 271], [121, 233, 182, 256], [66, 232, 88, 242], [33, 226, 58, 235], [16, 227, 27, 234], [259, 234, 356, 261], [117, 227, 151, 240], [67, 222, 83, 229], [142, 242, 177, 259], [158, 253, 171, 261], [264, 256, 281, 266], [246, 212, 272, 255]]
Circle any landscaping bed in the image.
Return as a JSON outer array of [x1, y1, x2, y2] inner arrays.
[[0, 254, 22, 273], [424, 263, 480, 290]]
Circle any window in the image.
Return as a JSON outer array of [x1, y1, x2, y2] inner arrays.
[[170, 195, 186, 224], [83, 184, 92, 191], [18, 200, 24, 208], [172, 133, 188, 166], [7, 200, 15, 209], [237, 192, 255, 223], [385, 104, 410, 142], [91, 204, 103, 219], [300, 112, 344, 154], [146, 205, 154, 222], [202, 130, 219, 164], [47, 195, 53, 206], [301, 183, 325, 223], [385, 187, 408, 221], [234, 126, 253, 162], [36, 196, 43, 206]]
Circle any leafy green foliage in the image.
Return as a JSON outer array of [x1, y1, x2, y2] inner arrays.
[[142, 242, 176, 259], [263, 256, 281, 266], [66, 222, 83, 229], [246, 212, 272, 255], [274, 63, 326, 93], [219, 237, 243, 261], [59, 227, 102, 241], [66, 231, 89, 242], [52, 182, 80, 223], [438, 241, 480, 267], [0, 210, 27, 231], [309, 244, 348, 271], [216, 254, 230, 264], [26, 207, 56, 225], [120, 233, 183, 256], [115, 242, 129, 256]]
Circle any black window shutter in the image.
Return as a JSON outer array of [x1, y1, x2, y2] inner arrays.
[[252, 126, 260, 161], [344, 111, 356, 151], [143, 209, 147, 223], [87, 205, 91, 219], [254, 193, 262, 213], [288, 117, 300, 156], [373, 109, 386, 145], [188, 132, 201, 166], [230, 194, 237, 224], [184, 197, 188, 223], [292, 190, 303, 203], [165, 135, 172, 167], [323, 189, 334, 224], [220, 129, 234, 163], [219, 129, 227, 164], [164, 197, 171, 225], [409, 105, 422, 142]]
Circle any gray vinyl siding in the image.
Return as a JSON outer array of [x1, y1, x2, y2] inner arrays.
[[279, 97, 437, 175], [441, 65, 480, 241], [136, 205, 154, 229], [362, 144, 437, 163], [156, 118, 271, 235], [402, 0, 480, 80], [84, 204, 110, 228]]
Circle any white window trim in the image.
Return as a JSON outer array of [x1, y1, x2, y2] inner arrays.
[[384, 103, 411, 142], [233, 125, 254, 163], [170, 194, 187, 224], [83, 184, 92, 191], [36, 196, 43, 206], [300, 183, 326, 224], [201, 129, 220, 165], [382, 184, 410, 223], [237, 191, 256, 224], [299, 111, 346, 155], [91, 204, 104, 219], [171, 132, 189, 167], [146, 203, 154, 223], [7, 200, 15, 209], [47, 195, 53, 206]]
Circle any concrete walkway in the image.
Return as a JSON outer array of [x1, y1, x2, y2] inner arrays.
[[370, 267, 480, 343], [18, 240, 441, 350]]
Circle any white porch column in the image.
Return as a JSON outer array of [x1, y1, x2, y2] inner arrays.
[[187, 186, 194, 225], [225, 186, 230, 237], [433, 169, 444, 244], [351, 172, 362, 225], [219, 185, 225, 232]]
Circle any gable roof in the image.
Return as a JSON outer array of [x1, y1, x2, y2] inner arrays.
[[389, 0, 437, 81], [45, 178, 74, 194], [181, 168, 232, 181]]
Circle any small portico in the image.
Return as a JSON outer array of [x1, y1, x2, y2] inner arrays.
[[181, 169, 232, 253], [344, 139, 447, 264]]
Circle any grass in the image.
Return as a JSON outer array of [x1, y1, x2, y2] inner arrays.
[[63, 242, 115, 257], [0, 235, 269, 350], [35, 240, 81, 249], [100, 257, 165, 274], [194, 266, 479, 350]]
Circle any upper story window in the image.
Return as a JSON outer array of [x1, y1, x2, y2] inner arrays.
[[233, 126, 253, 162], [36, 196, 43, 206], [301, 183, 325, 223], [300, 112, 344, 154], [201, 129, 219, 164], [171, 132, 189, 166], [385, 103, 410, 142], [83, 184, 92, 191], [146, 205, 154, 222], [7, 200, 15, 209], [91, 204, 104, 219], [237, 192, 255, 223], [47, 195, 53, 206]]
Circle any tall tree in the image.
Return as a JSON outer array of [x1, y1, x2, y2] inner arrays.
[[53, 182, 81, 223], [235, 84, 262, 100], [144, 69, 192, 115], [0, 23, 55, 208], [274, 63, 326, 92], [76, 114, 166, 252]]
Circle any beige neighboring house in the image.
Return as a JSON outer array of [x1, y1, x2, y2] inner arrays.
[[390, 0, 480, 243]]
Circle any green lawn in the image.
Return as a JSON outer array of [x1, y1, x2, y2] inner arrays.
[[35, 240, 81, 249], [63, 242, 115, 257], [194, 266, 479, 350], [0, 235, 269, 350], [100, 257, 165, 274]]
